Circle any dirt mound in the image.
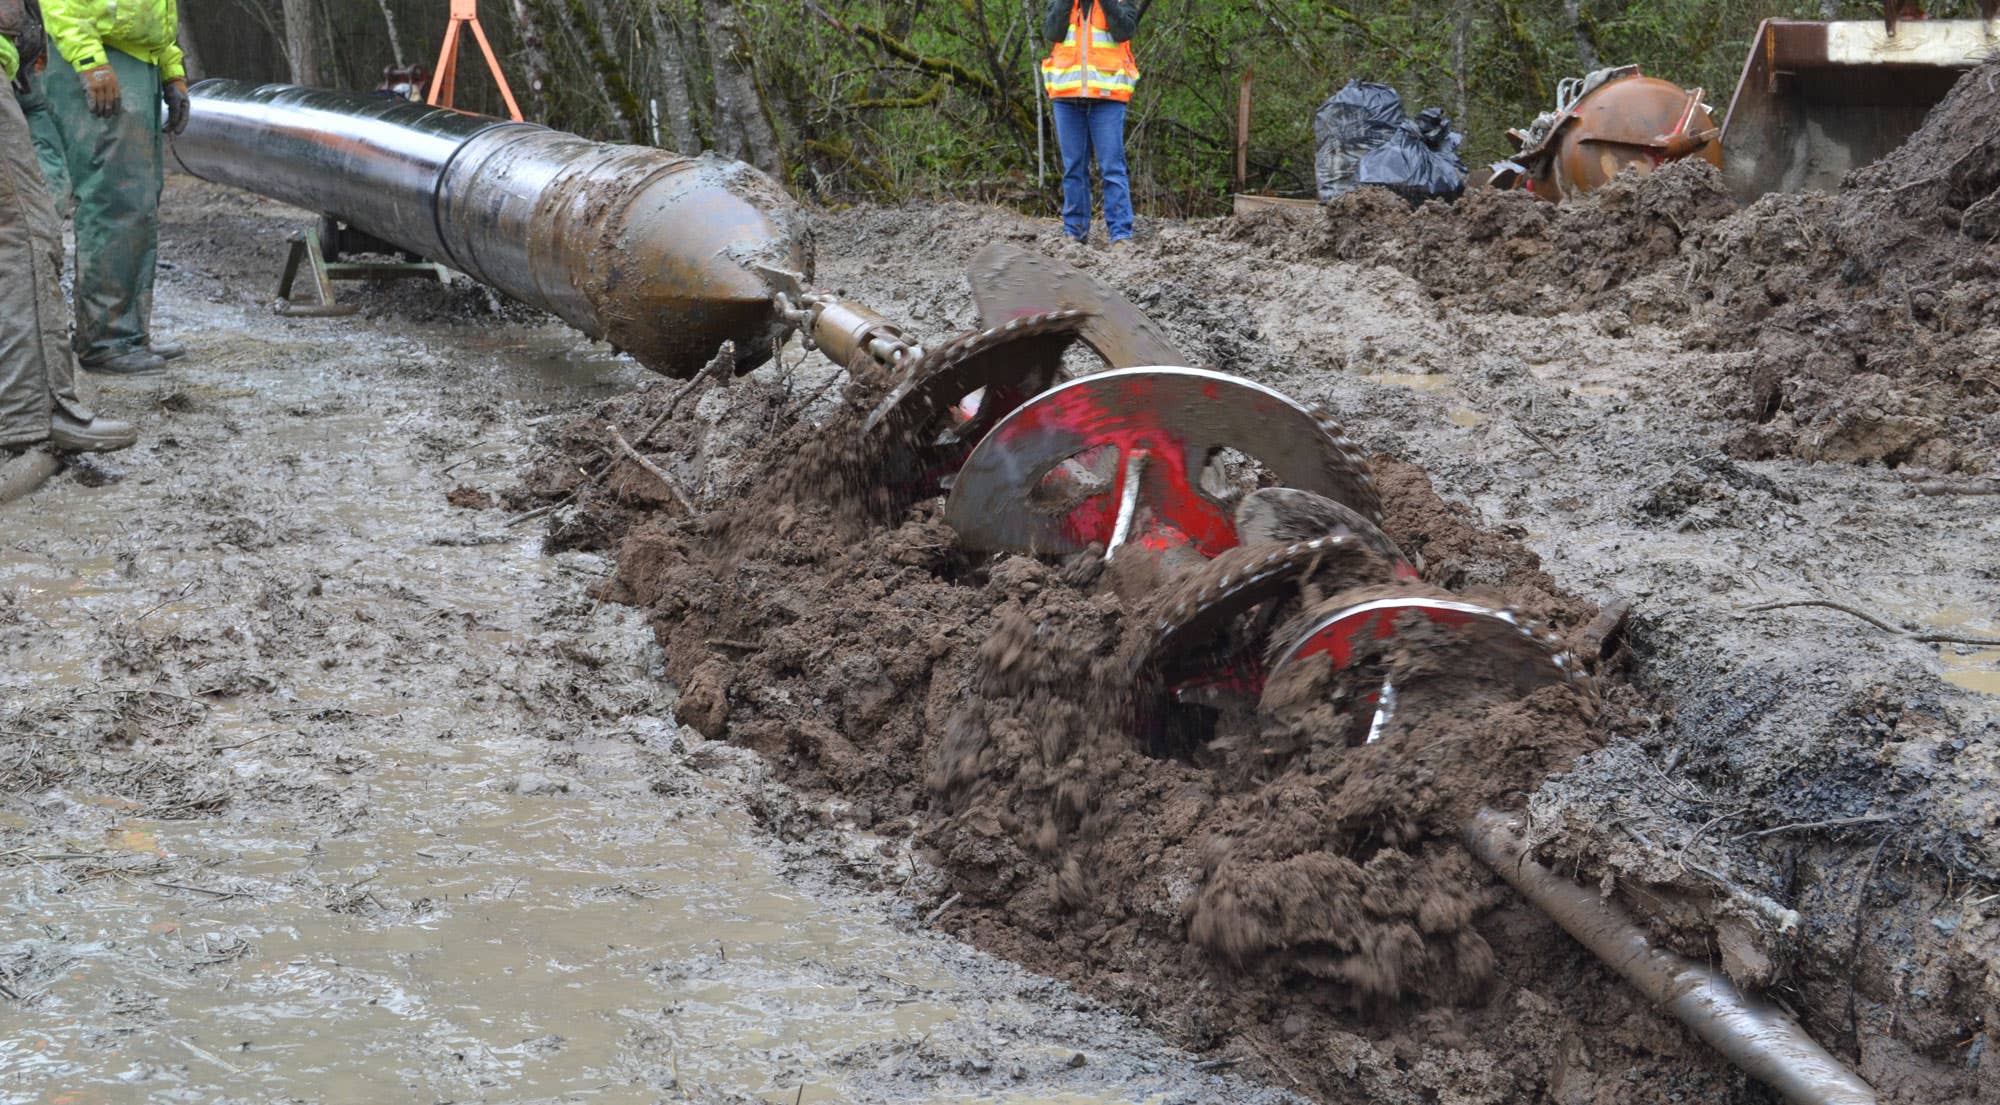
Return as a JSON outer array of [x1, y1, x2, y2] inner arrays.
[[525, 356, 1775, 1102], [1244, 157, 1737, 317], [1236, 59, 2000, 472], [1682, 56, 2000, 471]]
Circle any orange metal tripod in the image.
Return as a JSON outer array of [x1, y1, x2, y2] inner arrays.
[[426, 0, 524, 121]]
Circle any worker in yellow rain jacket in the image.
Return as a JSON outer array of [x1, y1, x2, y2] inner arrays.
[[0, 0, 138, 454], [39, 0, 190, 375], [1040, 0, 1141, 246]]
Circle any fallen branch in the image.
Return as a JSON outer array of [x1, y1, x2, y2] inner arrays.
[[922, 890, 962, 926], [152, 880, 248, 900], [781, 369, 848, 425], [1742, 598, 2000, 648], [506, 342, 735, 533], [636, 341, 735, 448], [1743, 599, 1901, 634], [1734, 815, 1895, 842], [609, 428, 696, 514], [505, 485, 581, 528], [1573, 597, 1633, 664]]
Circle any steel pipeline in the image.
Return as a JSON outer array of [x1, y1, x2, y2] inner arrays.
[[1464, 809, 1879, 1105], [170, 80, 811, 377]]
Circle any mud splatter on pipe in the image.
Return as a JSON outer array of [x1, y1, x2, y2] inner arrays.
[[169, 81, 813, 377], [1464, 808, 1879, 1105]]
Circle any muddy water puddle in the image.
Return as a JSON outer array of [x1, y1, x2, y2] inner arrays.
[[1915, 606, 2000, 697], [2, 275, 1290, 1104], [1360, 372, 1486, 427]]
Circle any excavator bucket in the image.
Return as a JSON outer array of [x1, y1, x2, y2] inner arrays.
[[1721, 9, 1998, 202]]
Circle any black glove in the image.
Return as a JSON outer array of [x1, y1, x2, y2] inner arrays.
[[163, 77, 189, 136]]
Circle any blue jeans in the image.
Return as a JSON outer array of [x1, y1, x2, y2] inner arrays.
[[1051, 98, 1132, 243]]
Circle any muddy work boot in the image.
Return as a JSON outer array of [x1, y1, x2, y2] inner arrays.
[[50, 408, 138, 452], [147, 340, 188, 361], [80, 349, 168, 376]]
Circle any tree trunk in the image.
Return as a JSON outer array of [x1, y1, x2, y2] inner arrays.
[[1492, 0, 1548, 106], [176, 8, 206, 81], [1452, 1, 1469, 125], [645, 2, 701, 153], [279, 0, 322, 86], [567, 0, 650, 143], [1563, 0, 1599, 75], [509, 0, 555, 120], [375, 0, 407, 68], [701, 0, 781, 176]]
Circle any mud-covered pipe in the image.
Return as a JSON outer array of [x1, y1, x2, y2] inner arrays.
[[1464, 809, 1877, 1105], [169, 80, 812, 377]]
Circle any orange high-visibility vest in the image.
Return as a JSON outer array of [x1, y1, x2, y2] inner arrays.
[[1041, 1, 1138, 101]]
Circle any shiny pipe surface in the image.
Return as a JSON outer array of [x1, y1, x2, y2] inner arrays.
[[1464, 809, 1879, 1105], [170, 81, 812, 376]]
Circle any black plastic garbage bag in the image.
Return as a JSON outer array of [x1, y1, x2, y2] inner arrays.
[[1313, 81, 1466, 203], [1312, 80, 1405, 201], [1359, 119, 1466, 203]]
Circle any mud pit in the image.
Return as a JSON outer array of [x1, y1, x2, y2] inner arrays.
[[6, 68, 1998, 1105]]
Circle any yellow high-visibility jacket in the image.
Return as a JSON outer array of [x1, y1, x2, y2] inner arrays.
[[0, 0, 26, 79], [1041, 0, 1138, 102], [43, 0, 183, 81]]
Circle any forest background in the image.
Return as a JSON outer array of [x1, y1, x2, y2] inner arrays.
[[178, 0, 1980, 215]]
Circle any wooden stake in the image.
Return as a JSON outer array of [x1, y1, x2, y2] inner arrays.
[[1235, 67, 1253, 191]]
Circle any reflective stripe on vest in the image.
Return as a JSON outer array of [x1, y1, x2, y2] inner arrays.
[[1040, 0, 1138, 101]]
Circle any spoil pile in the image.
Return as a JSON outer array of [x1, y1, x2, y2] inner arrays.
[[527, 358, 1758, 1102], [1241, 55, 2000, 472], [1683, 54, 2000, 471]]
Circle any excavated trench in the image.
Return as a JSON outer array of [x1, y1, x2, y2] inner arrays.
[[529, 337, 1757, 1103]]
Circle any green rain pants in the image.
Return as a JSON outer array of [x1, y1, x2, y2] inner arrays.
[[0, 85, 90, 449], [17, 80, 76, 213], [42, 44, 162, 365]]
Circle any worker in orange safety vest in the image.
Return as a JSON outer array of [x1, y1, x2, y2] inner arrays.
[[1039, 0, 1141, 246]]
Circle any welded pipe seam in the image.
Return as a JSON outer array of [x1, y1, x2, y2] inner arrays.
[[1464, 808, 1878, 1105]]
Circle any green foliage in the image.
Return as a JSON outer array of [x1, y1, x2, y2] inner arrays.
[[194, 0, 1993, 216], [713, 0, 1863, 214]]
